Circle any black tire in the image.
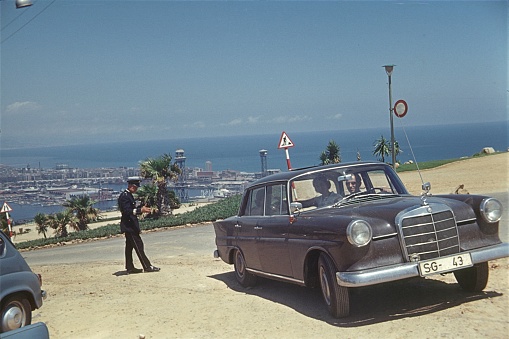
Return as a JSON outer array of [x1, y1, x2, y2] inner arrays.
[[453, 262, 489, 292], [318, 253, 350, 318], [233, 249, 257, 287], [1, 296, 32, 333]]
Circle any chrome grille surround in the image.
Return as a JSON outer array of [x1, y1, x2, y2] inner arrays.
[[396, 203, 460, 261]]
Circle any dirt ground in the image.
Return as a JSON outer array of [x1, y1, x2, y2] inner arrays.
[[27, 153, 509, 338]]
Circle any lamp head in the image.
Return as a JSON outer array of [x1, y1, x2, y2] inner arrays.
[[383, 64, 395, 76], [16, 0, 33, 8]]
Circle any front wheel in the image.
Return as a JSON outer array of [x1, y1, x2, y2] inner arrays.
[[1, 296, 32, 333], [453, 261, 489, 292], [233, 249, 257, 287], [318, 253, 350, 318]]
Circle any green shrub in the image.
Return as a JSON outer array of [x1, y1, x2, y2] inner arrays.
[[16, 195, 242, 250]]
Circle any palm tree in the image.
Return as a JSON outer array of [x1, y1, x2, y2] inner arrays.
[[139, 153, 181, 216], [34, 212, 49, 239], [373, 135, 402, 163], [135, 183, 159, 215], [373, 135, 391, 163], [319, 140, 341, 165], [48, 210, 78, 238], [63, 195, 100, 231]]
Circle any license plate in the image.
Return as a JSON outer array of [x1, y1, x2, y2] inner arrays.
[[418, 253, 473, 276]]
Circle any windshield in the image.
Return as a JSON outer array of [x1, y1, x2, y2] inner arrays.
[[289, 165, 406, 209]]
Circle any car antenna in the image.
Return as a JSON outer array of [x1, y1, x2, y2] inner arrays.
[[399, 121, 431, 200]]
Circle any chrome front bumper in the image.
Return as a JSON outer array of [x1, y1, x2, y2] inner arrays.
[[336, 242, 509, 287]]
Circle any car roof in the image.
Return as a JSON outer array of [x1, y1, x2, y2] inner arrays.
[[248, 161, 388, 188]]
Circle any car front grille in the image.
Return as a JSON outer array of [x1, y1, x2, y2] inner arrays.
[[397, 203, 460, 261]]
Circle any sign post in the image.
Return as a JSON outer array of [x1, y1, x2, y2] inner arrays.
[[1, 202, 13, 239], [278, 132, 295, 170]]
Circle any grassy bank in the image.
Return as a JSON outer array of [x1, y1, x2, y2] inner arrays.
[[396, 151, 496, 172]]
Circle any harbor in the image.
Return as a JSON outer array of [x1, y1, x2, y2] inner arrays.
[[0, 149, 277, 223]]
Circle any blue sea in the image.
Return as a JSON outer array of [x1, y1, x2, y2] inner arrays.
[[2, 121, 507, 172], [1, 121, 507, 222]]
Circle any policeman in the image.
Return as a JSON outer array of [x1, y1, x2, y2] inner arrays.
[[118, 177, 160, 274]]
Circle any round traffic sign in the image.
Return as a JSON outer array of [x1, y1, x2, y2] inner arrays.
[[394, 100, 408, 118]]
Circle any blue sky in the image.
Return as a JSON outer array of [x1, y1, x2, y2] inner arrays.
[[1, 0, 507, 148]]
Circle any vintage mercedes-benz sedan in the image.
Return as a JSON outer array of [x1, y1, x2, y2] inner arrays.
[[213, 161, 508, 318]]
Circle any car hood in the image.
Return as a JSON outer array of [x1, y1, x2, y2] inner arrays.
[[301, 195, 477, 238]]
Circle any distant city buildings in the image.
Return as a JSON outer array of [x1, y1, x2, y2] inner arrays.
[[0, 149, 281, 213]]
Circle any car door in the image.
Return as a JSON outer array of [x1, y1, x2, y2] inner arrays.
[[234, 187, 265, 271], [255, 184, 293, 277]]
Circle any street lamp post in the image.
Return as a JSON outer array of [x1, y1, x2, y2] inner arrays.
[[383, 64, 396, 169]]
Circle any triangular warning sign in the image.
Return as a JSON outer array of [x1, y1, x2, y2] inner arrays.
[[278, 132, 295, 149], [1, 202, 13, 213]]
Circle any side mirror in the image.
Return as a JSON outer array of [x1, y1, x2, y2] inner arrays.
[[290, 202, 302, 215]]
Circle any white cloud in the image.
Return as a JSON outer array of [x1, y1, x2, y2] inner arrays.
[[247, 116, 260, 124], [271, 115, 312, 124], [6, 101, 41, 113], [221, 118, 242, 126]]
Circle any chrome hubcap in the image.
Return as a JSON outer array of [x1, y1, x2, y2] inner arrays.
[[319, 266, 331, 306], [2, 304, 24, 331]]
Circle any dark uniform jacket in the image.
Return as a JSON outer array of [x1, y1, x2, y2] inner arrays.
[[118, 189, 142, 234]]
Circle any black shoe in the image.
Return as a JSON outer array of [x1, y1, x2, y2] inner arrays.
[[127, 268, 143, 274], [144, 266, 160, 273]]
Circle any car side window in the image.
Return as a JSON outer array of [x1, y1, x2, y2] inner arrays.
[[248, 187, 265, 216], [266, 184, 288, 216], [365, 170, 396, 193]]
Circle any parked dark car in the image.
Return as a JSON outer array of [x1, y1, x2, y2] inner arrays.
[[213, 161, 509, 318], [0, 231, 46, 333]]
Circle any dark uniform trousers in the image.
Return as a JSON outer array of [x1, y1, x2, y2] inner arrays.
[[124, 231, 151, 271]]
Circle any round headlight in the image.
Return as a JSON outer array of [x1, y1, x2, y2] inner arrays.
[[346, 220, 372, 247], [480, 198, 503, 223]]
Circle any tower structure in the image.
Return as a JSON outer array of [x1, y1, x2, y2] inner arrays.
[[259, 149, 268, 177], [174, 149, 188, 202], [205, 161, 212, 172]]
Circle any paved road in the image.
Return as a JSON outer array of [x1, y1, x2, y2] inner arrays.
[[22, 223, 216, 266], [22, 192, 508, 266]]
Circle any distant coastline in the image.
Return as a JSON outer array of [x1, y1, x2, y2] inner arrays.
[[1, 121, 507, 173]]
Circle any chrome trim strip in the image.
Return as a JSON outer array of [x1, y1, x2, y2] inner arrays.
[[457, 217, 477, 224], [372, 232, 397, 240], [336, 242, 509, 287], [246, 268, 305, 285]]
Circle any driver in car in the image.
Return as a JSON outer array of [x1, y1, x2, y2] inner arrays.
[[346, 173, 361, 195]]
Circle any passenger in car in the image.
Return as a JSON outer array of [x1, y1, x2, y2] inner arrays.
[[312, 175, 341, 207]]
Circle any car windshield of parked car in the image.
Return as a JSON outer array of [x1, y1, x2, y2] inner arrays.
[[290, 166, 402, 210]]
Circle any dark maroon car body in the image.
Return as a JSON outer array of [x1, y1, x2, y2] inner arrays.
[[213, 161, 508, 318]]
